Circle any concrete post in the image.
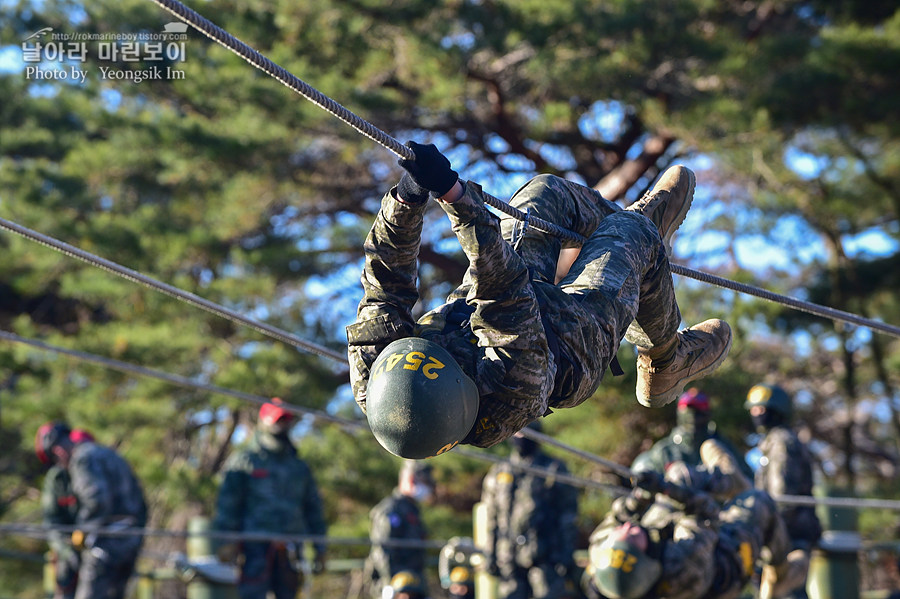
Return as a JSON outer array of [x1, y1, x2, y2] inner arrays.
[[807, 489, 861, 599]]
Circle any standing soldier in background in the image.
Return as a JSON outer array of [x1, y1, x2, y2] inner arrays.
[[481, 421, 579, 599], [745, 383, 821, 598], [34, 421, 147, 599], [367, 461, 435, 597], [212, 398, 328, 599], [631, 388, 751, 479], [37, 426, 95, 599]]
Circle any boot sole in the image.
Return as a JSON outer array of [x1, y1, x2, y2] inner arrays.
[[642, 322, 733, 408], [661, 169, 695, 255]]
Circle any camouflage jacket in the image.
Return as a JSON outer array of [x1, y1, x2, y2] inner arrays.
[[482, 450, 578, 569], [41, 465, 78, 555], [756, 426, 821, 547], [368, 490, 428, 581], [632, 428, 753, 480], [588, 488, 787, 599], [68, 441, 147, 529], [347, 182, 612, 448], [212, 432, 327, 554]]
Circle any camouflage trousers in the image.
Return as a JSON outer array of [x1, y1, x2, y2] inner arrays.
[[500, 175, 681, 404]]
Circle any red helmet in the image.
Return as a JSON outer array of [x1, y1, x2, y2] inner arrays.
[[69, 429, 95, 443], [259, 398, 297, 434], [677, 388, 710, 412], [35, 421, 71, 465]]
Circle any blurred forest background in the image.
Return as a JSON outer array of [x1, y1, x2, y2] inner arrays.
[[1, 0, 899, 596]]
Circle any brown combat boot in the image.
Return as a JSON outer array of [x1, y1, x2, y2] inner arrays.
[[625, 165, 696, 253], [636, 319, 732, 408]]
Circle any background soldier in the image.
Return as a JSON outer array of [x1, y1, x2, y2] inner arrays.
[[38, 426, 96, 599], [745, 383, 822, 598], [481, 421, 579, 599], [367, 461, 435, 597], [212, 398, 328, 599], [35, 421, 147, 599], [631, 388, 751, 479]]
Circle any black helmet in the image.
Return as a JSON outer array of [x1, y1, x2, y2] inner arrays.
[[35, 421, 71, 465], [591, 529, 662, 599], [744, 384, 792, 419], [367, 337, 478, 459]]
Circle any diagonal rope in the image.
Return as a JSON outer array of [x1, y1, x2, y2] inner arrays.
[[0, 329, 627, 492], [671, 264, 900, 338], [519, 427, 633, 479], [146, 0, 900, 339], [0, 217, 348, 363], [7, 331, 900, 508], [0, 219, 629, 485], [0, 329, 349, 426], [146, 0, 582, 244]]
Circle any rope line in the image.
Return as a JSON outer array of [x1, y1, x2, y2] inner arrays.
[[0, 330, 349, 427], [147, 0, 900, 338], [453, 446, 630, 495], [0, 523, 448, 550], [5, 330, 900, 509], [519, 427, 633, 479], [672, 264, 900, 338], [0, 217, 347, 363], [147, 0, 583, 244], [0, 329, 627, 493]]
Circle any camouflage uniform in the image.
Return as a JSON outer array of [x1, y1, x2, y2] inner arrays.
[[67, 441, 147, 599], [212, 431, 327, 599], [631, 427, 752, 480], [587, 488, 790, 599], [482, 448, 579, 598], [42, 466, 79, 599], [348, 176, 681, 447], [367, 490, 429, 594], [755, 427, 821, 551]]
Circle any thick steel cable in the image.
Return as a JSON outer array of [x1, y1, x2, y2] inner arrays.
[[146, 0, 582, 244], [672, 264, 900, 338], [0, 217, 347, 363], [144, 0, 900, 339]]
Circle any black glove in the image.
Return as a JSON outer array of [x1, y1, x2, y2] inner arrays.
[[687, 492, 720, 520], [632, 470, 664, 494], [398, 141, 459, 198]]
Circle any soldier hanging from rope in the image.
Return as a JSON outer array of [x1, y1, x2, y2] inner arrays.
[[347, 142, 732, 458]]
